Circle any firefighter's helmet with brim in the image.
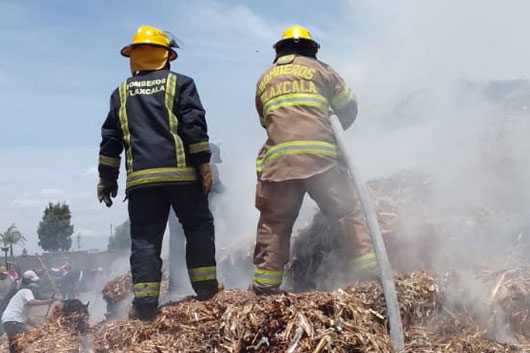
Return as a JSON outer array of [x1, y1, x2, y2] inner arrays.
[[274, 25, 320, 52], [121, 25, 180, 61]]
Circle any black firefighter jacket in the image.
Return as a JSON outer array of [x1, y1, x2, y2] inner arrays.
[[98, 69, 211, 192]]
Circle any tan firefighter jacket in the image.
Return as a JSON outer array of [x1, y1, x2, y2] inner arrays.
[[255, 54, 358, 182]]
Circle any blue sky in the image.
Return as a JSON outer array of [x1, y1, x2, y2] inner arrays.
[[1, 0, 530, 254], [0, 0, 362, 252]]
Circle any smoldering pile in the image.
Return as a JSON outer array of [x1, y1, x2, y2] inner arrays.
[[475, 265, 530, 339], [102, 273, 168, 308], [12, 300, 90, 353], [4, 271, 528, 352], [286, 168, 517, 290], [91, 272, 526, 352], [102, 273, 132, 305]]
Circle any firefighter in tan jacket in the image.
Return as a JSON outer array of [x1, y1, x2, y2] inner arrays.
[[251, 25, 377, 295]]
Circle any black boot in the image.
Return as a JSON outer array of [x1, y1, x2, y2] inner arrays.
[[128, 304, 159, 321], [195, 280, 224, 301]]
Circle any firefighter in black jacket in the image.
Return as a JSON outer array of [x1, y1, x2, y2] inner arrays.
[[97, 25, 221, 320]]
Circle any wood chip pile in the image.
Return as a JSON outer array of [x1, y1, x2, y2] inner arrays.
[[90, 272, 527, 353], [7, 271, 530, 352], [476, 266, 530, 339], [12, 299, 90, 353], [102, 273, 169, 309], [7, 169, 528, 352], [102, 273, 132, 305]]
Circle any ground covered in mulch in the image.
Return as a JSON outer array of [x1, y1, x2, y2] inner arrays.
[[7, 271, 530, 353], [6, 170, 530, 352]]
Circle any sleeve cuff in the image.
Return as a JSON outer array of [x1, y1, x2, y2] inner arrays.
[[188, 152, 211, 166], [99, 154, 121, 168], [188, 141, 210, 154], [98, 165, 119, 181], [331, 86, 357, 111]]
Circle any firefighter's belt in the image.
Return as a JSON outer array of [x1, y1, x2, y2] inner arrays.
[[126, 167, 198, 188]]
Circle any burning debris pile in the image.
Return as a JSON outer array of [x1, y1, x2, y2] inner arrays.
[[13, 300, 90, 353], [475, 266, 530, 339], [285, 170, 434, 291], [5, 272, 528, 352], [102, 273, 170, 304], [6, 169, 527, 352], [91, 272, 526, 352], [286, 168, 520, 290], [102, 273, 132, 305]]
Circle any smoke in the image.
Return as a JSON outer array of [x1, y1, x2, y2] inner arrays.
[[84, 253, 130, 323], [319, 1, 530, 341]]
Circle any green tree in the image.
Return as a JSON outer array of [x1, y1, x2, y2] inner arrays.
[[37, 202, 74, 252], [107, 220, 131, 250], [0, 224, 26, 257]]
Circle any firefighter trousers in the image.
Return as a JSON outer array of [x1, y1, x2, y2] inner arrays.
[[252, 166, 375, 294], [128, 184, 217, 308]]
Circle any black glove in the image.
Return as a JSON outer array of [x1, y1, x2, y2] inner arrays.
[[97, 178, 118, 207]]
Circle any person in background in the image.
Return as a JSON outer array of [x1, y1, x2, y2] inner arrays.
[[0, 267, 16, 335], [58, 263, 83, 299], [93, 267, 106, 290], [6, 263, 19, 282], [1, 271, 61, 353]]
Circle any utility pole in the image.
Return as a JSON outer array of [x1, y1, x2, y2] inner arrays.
[[1, 247, 8, 268], [77, 233, 81, 251]]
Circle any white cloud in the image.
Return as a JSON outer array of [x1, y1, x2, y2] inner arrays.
[[192, 2, 277, 43], [82, 166, 98, 177], [76, 228, 98, 237], [10, 198, 48, 208], [40, 189, 65, 197], [10, 189, 67, 208]]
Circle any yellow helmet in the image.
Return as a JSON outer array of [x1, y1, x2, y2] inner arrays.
[[121, 25, 178, 61], [274, 25, 320, 50]]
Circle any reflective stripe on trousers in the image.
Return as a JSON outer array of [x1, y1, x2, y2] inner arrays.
[[188, 266, 216, 282], [133, 282, 160, 298], [126, 167, 198, 189], [350, 251, 377, 271], [256, 140, 337, 172], [253, 268, 283, 286]]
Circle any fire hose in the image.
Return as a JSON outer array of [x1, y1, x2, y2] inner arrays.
[[330, 114, 405, 352]]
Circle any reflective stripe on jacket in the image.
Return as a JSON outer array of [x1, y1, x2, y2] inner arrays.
[[98, 69, 210, 191], [255, 54, 358, 182]]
